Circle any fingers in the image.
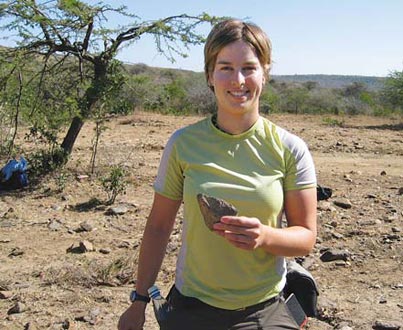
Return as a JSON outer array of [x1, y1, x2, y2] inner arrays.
[[213, 216, 262, 250], [213, 216, 260, 235], [220, 215, 259, 228]]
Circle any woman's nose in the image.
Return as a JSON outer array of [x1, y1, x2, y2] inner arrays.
[[231, 70, 245, 87]]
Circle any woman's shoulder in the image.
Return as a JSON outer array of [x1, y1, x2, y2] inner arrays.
[[167, 116, 211, 143], [260, 117, 309, 151]]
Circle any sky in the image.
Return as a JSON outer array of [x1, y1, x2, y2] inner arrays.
[[107, 0, 403, 77], [2, 1, 403, 77]]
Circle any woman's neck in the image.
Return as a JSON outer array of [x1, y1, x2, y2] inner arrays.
[[214, 112, 259, 135]]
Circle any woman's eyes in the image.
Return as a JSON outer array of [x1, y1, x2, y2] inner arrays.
[[219, 66, 257, 72], [244, 66, 257, 72], [220, 66, 232, 71]]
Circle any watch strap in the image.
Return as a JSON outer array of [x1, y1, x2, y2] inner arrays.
[[130, 290, 151, 303]]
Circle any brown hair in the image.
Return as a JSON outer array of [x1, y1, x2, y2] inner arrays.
[[204, 19, 272, 88]]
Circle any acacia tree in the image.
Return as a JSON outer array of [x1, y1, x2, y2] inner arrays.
[[382, 69, 403, 113], [0, 0, 218, 158]]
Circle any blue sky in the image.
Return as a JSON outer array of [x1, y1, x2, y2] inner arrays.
[[2, 1, 403, 77], [111, 0, 403, 77]]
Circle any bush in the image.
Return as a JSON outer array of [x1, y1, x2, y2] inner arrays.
[[322, 117, 345, 127], [100, 165, 128, 205]]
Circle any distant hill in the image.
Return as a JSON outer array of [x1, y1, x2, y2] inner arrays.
[[126, 63, 386, 91], [270, 74, 386, 91], [0, 48, 386, 92]]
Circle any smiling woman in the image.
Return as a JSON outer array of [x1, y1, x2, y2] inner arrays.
[[118, 19, 317, 330], [208, 40, 266, 133], [204, 20, 272, 134]]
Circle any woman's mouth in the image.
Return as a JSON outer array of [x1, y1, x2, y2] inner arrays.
[[229, 90, 248, 98]]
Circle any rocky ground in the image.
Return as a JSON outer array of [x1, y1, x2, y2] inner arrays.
[[0, 112, 402, 330]]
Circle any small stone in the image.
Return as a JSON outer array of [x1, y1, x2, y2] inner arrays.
[[343, 174, 353, 182], [79, 240, 94, 252], [380, 170, 387, 176], [108, 205, 129, 215], [332, 232, 344, 239], [333, 199, 352, 209], [51, 204, 62, 211], [61, 195, 69, 201], [67, 240, 94, 253], [7, 302, 27, 314], [48, 219, 63, 231], [99, 248, 111, 254], [117, 240, 131, 249], [320, 248, 350, 262], [8, 247, 24, 258], [76, 174, 89, 181], [372, 320, 401, 330], [336, 322, 353, 330], [75, 308, 100, 325], [24, 322, 39, 330], [0, 291, 13, 299], [77, 221, 94, 232], [383, 214, 398, 223], [318, 201, 332, 211]]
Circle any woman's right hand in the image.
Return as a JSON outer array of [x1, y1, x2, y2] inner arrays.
[[117, 302, 147, 330]]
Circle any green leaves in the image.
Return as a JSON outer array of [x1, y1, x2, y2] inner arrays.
[[382, 70, 403, 112], [101, 165, 128, 205], [0, 0, 221, 157]]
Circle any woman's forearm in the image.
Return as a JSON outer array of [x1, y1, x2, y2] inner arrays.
[[134, 222, 173, 295], [261, 225, 316, 257], [134, 193, 181, 295]]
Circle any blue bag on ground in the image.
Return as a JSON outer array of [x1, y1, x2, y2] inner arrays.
[[0, 156, 29, 190]]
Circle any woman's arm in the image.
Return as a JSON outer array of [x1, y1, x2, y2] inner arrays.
[[135, 193, 182, 294], [213, 187, 317, 256], [118, 193, 182, 330]]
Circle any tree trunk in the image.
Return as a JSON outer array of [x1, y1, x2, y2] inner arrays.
[[60, 58, 107, 156], [60, 116, 84, 154]]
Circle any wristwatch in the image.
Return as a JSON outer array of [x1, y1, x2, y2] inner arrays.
[[130, 290, 151, 303]]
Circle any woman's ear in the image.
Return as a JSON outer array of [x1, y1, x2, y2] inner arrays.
[[207, 76, 215, 91], [263, 64, 271, 85]]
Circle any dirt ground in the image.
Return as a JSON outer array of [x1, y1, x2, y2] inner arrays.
[[0, 112, 402, 330]]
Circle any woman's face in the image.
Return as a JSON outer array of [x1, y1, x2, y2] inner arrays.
[[209, 40, 266, 117]]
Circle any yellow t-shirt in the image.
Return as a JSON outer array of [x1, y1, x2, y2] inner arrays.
[[154, 115, 316, 310]]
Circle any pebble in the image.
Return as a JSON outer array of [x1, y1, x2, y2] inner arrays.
[[108, 205, 129, 215], [66, 240, 94, 253], [320, 248, 350, 262], [79, 240, 94, 252], [99, 248, 111, 254], [48, 219, 63, 231], [77, 221, 94, 232], [75, 307, 100, 325], [333, 199, 353, 209], [372, 320, 401, 330], [7, 302, 27, 314], [24, 322, 39, 330], [0, 291, 12, 299], [8, 247, 24, 257]]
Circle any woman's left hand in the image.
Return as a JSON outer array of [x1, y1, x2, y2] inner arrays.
[[213, 216, 267, 250]]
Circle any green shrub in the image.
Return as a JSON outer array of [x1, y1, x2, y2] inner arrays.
[[322, 117, 345, 127], [101, 165, 128, 205]]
